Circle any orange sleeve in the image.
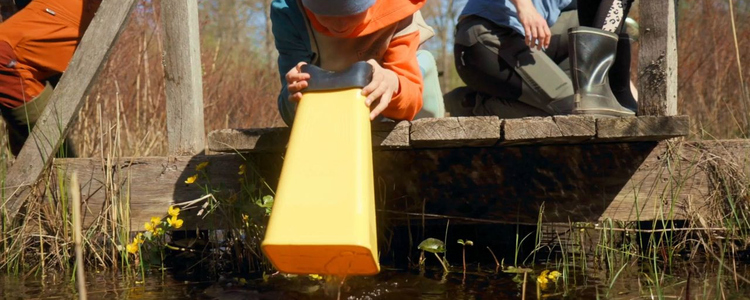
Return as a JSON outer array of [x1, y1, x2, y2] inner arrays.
[[380, 30, 422, 121]]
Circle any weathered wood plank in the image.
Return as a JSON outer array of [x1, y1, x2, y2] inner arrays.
[[409, 117, 502, 148], [208, 127, 289, 153], [1, 0, 137, 220], [162, 0, 206, 155], [638, 0, 678, 116], [597, 116, 689, 141], [55, 140, 750, 229], [56, 154, 281, 231], [601, 140, 750, 223], [207, 122, 411, 153], [372, 121, 410, 149], [501, 116, 595, 145], [208, 116, 688, 153]]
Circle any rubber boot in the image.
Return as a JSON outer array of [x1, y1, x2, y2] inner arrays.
[[568, 27, 634, 117], [609, 33, 638, 114]]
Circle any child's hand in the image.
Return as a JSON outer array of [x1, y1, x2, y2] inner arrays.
[[285, 62, 310, 102], [362, 59, 400, 120]]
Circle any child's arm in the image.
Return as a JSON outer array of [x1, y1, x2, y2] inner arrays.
[[270, 2, 314, 105], [377, 30, 423, 121]]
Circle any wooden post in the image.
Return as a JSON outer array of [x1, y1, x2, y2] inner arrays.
[[1, 0, 137, 221], [161, 0, 206, 156], [637, 0, 678, 116]]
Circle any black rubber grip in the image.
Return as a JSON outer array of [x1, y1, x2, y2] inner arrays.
[[301, 61, 373, 92]]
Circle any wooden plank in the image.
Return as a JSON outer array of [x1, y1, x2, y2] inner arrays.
[[637, 0, 678, 116], [409, 117, 501, 148], [1, 0, 138, 221], [55, 154, 282, 231], [600, 140, 750, 223], [207, 116, 687, 152], [206, 122, 410, 153], [162, 0, 206, 155], [502, 116, 595, 145], [208, 127, 289, 153], [597, 116, 689, 141], [55, 140, 750, 228], [372, 121, 410, 149]]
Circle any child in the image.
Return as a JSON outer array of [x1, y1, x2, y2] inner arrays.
[[271, 0, 442, 125]]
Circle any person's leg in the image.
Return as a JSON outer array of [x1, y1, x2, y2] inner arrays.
[[3, 83, 53, 156], [0, 0, 92, 156], [609, 32, 637, 113], [453, 16, 574, 117], [574, 0, 636, 115], [413, 49, 445, 119]]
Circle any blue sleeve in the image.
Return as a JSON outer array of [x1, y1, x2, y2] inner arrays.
[[271, 0, 313, 116]]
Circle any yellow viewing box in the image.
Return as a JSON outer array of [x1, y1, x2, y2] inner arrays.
[[262, 62, 380, 276]]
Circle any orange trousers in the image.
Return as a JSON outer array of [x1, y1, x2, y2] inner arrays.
[[0, 0, 98, 109]]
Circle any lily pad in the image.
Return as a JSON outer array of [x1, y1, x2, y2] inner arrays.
[[418, 238, 446, 253]]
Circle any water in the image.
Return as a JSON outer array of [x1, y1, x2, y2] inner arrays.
[[3, 262, 749, 299]]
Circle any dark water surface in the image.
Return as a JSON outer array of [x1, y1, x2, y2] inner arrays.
[[2, 263, 749, 299]]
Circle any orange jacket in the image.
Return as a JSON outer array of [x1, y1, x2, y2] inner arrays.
[[272, 0, 426, 123]]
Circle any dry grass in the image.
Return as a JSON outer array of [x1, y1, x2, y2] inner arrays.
[[71, 0, 283, 158]]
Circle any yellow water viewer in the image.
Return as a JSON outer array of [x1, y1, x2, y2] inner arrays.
[[261, 62, 380, 276]]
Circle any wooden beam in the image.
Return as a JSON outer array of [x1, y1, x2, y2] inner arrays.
[[597, 116, 689, 141], [501, 116, 595, 145], [206, 121, 412, 153], [162, 0, 206, 155], [207, 116, 689, 152], [55, 140, 750, 229], [1, 0, 138, 220], [637, 0, 678, 116], [208, 127, 289, 153], [410, 117, 501, 148], [372, 121, 410, 149]]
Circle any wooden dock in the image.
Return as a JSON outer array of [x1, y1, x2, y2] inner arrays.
[[2, 0, 721, 233], [51, 114, 742, 232]]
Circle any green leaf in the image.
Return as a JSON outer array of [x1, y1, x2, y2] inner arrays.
[[457, 239, 464, 245], [418, 238, 446, 253], [261, 195, 274, 208]]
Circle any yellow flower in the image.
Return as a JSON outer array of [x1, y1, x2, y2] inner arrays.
[[242, 214, 249, 222], [167, 215, 183, 229], [238, 164, 246, 175], [155, 227, 164, 236], [126, 240, 139, 254], [168, 205, 180, 217], [135, 233, 144, 244], [537, 273, 549, 284], [196, 161, 209, 171], [308, 274, 322, 280], [547, 270, 562, 281], [185, 174, 198, 184], [144, 216, 161, 232]]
